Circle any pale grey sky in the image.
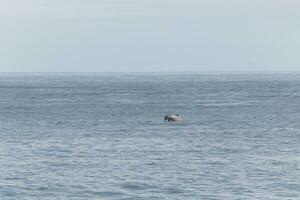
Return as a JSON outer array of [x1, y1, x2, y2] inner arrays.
[[0, 0, 300, 72]]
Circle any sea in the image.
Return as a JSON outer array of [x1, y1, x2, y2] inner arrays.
[[0, 73, 299, 200]]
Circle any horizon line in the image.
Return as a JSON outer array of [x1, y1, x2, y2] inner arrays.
[[1, 70, 300, 74]]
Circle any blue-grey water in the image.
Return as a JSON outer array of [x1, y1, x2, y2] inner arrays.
[[0, 73, 299, 200]]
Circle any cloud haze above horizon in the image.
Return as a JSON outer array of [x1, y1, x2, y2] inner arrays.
[[0, 0, 300, 72]]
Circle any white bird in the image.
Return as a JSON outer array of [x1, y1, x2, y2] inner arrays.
[[164, 114, 181, 122]]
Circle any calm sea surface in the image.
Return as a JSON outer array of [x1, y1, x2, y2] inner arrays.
[[0, 73, 299, 199]]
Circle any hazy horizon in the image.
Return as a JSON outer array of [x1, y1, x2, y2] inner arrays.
[[2, 70, 300, 74]]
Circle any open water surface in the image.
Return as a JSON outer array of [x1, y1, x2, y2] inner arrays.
[[0, 73, 299, 199]]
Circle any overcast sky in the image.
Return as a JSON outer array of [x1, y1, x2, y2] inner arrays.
[[0, 0, 300, 72]]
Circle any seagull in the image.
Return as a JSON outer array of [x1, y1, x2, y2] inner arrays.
[[164, 114, 181, 122]]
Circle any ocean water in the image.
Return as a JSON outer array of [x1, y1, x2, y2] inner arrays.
[[0, 73, 299, 200]]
